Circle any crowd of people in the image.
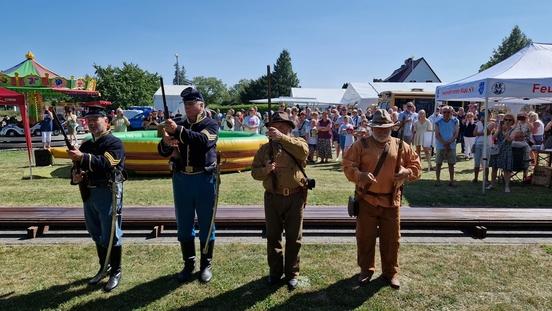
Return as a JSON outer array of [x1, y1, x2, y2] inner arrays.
[[213, 102, 552, 192]]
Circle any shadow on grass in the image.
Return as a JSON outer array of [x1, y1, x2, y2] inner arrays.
[[0, 278, 92, 311], [309, 162, 342, 172], [67, 274, 180, 311], [50, 165, 72, 179], [270, 275, 386, 310], [186, 277, 281, 310]]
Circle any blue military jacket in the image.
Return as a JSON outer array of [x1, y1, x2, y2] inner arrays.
[[78, 132, 125, 185], [157, 111, 219, 171]]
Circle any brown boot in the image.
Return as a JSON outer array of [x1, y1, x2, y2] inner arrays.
[[357, 270, 374, 285], [383, 275, 400, 290]]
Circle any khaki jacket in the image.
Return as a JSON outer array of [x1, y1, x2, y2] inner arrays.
[[251, 135, 309, 192], [343, 136, 421, 208]]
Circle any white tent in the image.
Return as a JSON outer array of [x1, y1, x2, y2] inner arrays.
[[153, 85, 192, 114], [340, 83, 380, 110], [436, 42, 552, 192], [290, 87, 345, 106]]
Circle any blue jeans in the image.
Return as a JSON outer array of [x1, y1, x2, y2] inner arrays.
[[84, 184, 123, 247], [172, 171, 216, 243]]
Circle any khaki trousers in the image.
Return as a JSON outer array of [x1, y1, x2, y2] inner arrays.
[[264, 190, 306, 278], [356, 200, 400, 278]]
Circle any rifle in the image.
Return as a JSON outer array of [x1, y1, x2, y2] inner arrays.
[[392, 120, 406, 200], [50, 108, 86, 187], [160, 77, 170, 120]]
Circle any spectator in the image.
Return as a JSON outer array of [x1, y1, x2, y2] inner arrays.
[[434, 106, 459, 186], [317, 111, 333, 163], [305, 117, 318, 163], [243, 108, 261, 133], [457, 107, 466, 154], [293, 111, 308, 139], [339, 116, 354, 154], [351, 109, 360, 129], [528, 111, 545, 146], [40, 109, 54, 149], [544, 120, 552, 149], [111, 108, 130, 132], [234, 111, 243, 131], [65, 107, 79, 146], [488, 114, 516, 192], [397, 102, 418, 144], [463, 112, 477, 160], [473, 112, 496, 183], [413, 110, 433, 171], [221, 109, 235, 131], [142, 112, 159, 130]]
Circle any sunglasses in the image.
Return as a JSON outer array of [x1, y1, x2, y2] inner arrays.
[[443, 111, 451, 114], [504, 118, 514, 122]]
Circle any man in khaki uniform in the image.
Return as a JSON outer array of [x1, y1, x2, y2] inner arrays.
[[252, 112, 309, 290], [343, 109, 421, 289]]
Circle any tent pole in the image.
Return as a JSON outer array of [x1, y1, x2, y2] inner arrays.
[[482, 97, 489, 194]]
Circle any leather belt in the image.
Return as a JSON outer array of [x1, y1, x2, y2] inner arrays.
[[270, 186, 305, 196], [356, 188, 393, 197], [181, 166, 206, 174]]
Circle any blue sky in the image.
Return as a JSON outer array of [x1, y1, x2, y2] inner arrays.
[[1, 1, 549, 88]]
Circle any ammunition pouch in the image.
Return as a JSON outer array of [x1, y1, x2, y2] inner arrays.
[[305, 178, 316, 190]]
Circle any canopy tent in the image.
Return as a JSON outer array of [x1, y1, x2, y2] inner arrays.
[[290, 88, 345, 106], [153, 85, 192, 114], [0, 87, 33, 178], [249, 96, 317, 104], [436, 42, 552, 193], [341, 82, 380, 110], [1, 51, 100, 123]]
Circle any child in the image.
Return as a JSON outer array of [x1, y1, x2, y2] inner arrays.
[[306, 119, 318, 163]]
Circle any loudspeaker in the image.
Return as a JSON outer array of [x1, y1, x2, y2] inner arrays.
[[34, 149, 53, 166]]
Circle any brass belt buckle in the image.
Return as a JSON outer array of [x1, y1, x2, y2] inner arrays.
[[185, 166, 193, 173], [283, 188, 290, 196]]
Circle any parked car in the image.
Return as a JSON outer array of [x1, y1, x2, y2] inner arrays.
[[128, 112, 146, 130]]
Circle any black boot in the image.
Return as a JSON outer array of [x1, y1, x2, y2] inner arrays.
[[199, 240, 214, 283], [88, 244, 110, 285], [103, 245, 122, 292], [177, 240, 196, 283]]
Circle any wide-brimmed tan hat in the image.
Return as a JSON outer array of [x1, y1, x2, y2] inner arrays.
[[266, 111, 295, 129], [368, 109, 397, 128]]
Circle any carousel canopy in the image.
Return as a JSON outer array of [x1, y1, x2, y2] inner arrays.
[[2, 51, 62, 78]]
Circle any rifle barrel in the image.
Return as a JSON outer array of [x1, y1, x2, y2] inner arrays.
[[160, 77, 169, 120], [51, 108, 75, 151]]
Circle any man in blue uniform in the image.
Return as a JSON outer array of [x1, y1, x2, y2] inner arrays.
[[158, 87, 219, 283], [68, 105, 125, 292]]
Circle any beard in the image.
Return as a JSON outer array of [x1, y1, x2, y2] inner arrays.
[[372, 129, 391, 142]]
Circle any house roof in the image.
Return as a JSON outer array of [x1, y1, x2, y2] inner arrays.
[[383, 57, 441, 82]]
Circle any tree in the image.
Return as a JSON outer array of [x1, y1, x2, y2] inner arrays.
[[238, 49, 300, 103], [479, 25, 532, 72], [227, 79, 252, 105], [94, 63, 159, 109], [173, 63, 189, 85], [191, 76, 230, 105], [272, 49, 300, 97]]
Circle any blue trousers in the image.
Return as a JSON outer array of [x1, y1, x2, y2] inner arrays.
[[172, 171, 216, 243], [83, 184, 123, 247]]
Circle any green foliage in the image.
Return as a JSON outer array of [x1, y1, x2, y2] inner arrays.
[[94, 63, 159, 109], [239, 49, 300, 103], [479, 25, 532, 72], [191, 76, 230, 105], [227, 79, 252, 105], [272, 49, 300, 97], [173, 63, 189, 85]]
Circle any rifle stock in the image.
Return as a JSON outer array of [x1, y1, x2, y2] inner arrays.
[[393, 121, 406, 200]]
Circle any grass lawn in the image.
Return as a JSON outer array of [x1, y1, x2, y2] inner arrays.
[[0, 243, 551, 310], [1, 149, 550, 207]]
